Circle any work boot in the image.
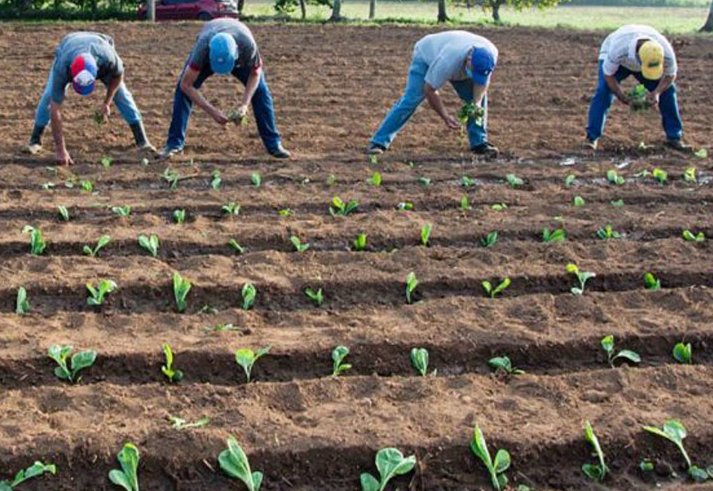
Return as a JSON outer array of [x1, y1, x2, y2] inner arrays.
[[158, 145, 183, 161], [269, 144, 291, 159], [471, 142, 499, 158], [583, 138, 598, 151], [366, 143, 386, 155], [130, 121, 157, 155], [665, 139, 692, 152], [23, 125, 45, 154]]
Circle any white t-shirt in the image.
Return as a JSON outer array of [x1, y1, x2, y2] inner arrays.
[[413, 31, 498, 90], [599, 24, 676, 76]]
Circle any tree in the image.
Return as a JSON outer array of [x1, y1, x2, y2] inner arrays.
[[437, 0, 448, 22], [368, 0, 375, 19], [482, 0, 565, 23], [702, 0, 713, 32], [329, 0, 341, 20]]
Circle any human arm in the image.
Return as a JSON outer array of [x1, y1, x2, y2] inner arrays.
[[647, 74, 675, 106], [604, 73, 629, 105], [235, 65, 262, 118], [179, 66, 229, 125], [424, 84, 460, 130], [49, 101, 73, 165], [97, 73, 123, 123]]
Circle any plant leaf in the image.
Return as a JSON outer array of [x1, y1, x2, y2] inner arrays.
[[108, 470, 133, 491], [360, 473, 380, 491], [612, 350, 641, 364]]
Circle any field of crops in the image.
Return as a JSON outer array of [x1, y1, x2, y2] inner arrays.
[[1, 22, 713, 490]]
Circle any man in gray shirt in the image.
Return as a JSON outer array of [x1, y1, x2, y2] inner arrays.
[[368, 30, 499, 158], [25, 32, 155, 165], [160, 19, 289, 159]]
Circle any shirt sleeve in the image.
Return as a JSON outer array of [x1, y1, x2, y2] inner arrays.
[[602, 54, 620, 77], [50, 63, 69, 104], [108, 52, 124, 78], [663, 43, 677, 76], [423, 55, 450, 90], [188, 41, 208, 72]]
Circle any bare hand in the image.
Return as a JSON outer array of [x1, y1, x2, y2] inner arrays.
[[56, 148, 74, 166], [444, 115, 461, 130], [97, 103, 111, 124], [646, 92, 660, 107], [617, 94, 630, 106], [212, 109, 229, 126], [237, 104, 249, 119]]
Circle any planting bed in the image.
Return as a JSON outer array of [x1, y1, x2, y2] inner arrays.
[[1, 22, 713, 491]]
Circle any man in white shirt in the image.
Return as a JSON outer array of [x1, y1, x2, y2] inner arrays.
[[367, 31, 499, 158], [585, 24, 689, 151]]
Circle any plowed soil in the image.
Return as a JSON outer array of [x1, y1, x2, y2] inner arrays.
[[1, 21, 713, 491]]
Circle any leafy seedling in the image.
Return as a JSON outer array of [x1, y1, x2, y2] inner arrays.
[[353, 233, 367, 251], [16, 287, 30, 315], [173, 209, 186, 224], [112, 205, 132, 217], [596, 224, 621, 240], [480, 231, 498, 248], [567, 263, 595, 295], [93, 109, 105, 125], [490, 203, 507, 211], [218, 436, 263, 491], [606, 169, 625, 185], [330, 196, 358, 216], [227, 109, 249, 126], [642, 420, 692, 469], [460, 194, 472, 211], [488, 356, 524, 375], [506, 174, 524, 188], [235, 345, 270, 383], [601, 335, 640, 368], [83, 235, 111, 257], [542, 228, 566, 243], [673, 342, 692, 364], [290, 235, 310, 253], [81, 180, 94, 193], [684, 167, 698, 184], [210, 170, 222, 190], [86, 279, 117, 306], [682, 230, 705, 243], [573, 196, 586, 207], [222, 202, 240, 217], [331, 345, 351, 376], [582, 420, 608, 482], [652, 168, 668, 184], [564, 174, 576, 187], [173, 272, 192, 313], [610, 199, 625, 207], [22, 225, 46, 256], [694, 148, 708, 159], [108, 443, 140, 491], [360, 448, 416, 491], [168, 416, 210, 430], [628, 84, 651, 112], [305, 287, 324, 307], [278, 208, 293, 217], [138, 234, 159, 257], [470, 424, 511, 491], [457, 101, 485, 125], [643, 272, 661, 290], [369, 171, 382, 186], [57, 205, 70, 221], [397, 201, 414, 211], [410, 347, 430, 376], [405, 272, 419, 305], [460, 175, 476, 187], [369, 154, 378, 165], [100, 156, 113, 168], [162, 168, 180, 189], [229, 239, 245, 255], [640, 459, 655, 472], [242, 283, 256, 310], [204, 322, 241, 332], [48, 344, 97, 383], [161, 343, 184, 383], [251, 172, 262, 187], [0, 461, 56, 489], [420, 223, 432, 246], [418, 176, 431, 187], [482, 278, 511, 299]]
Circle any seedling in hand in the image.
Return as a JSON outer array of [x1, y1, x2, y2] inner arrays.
[[542, 228, 566, 243], [642, 420, 692, 469], [108, 443, 140, 491], [16, 287, 30, 315], [219, 436, 263, 491], [606, 169, 625, 185], [682, 230, 705, 243], [112, 205, 131, 218], [420, 223, 432, 246], [173, 272, 191, 313], [457, 101, 485, 125], [480, 231, 498, 248], [229, 239, 245, 255], [360, 448, 416, 491], [673, 341, 692, 364], [290, 235, 310, 252], [643, 272, 661, 290], [601, 335, 640, 368], [596, 224, 621, 240], [222, 202, 240, 217], [48, 344, 96, 383], [22, 225, 46, 256], [488, 356, 524, 375], [242, 283, 256, 310], [628, 84, 650, 112], [227, 109, 249, 126], [86, 279, 117, 306], [57, 205, 70, 221], [0, 461, 56, 489], [353, 233, 367, 251], [161, 343, 184, 383], [482, 278, 511, 299], [251, 172, 262, 187], [305, 287, 324, 307], [582, 421, 608, 482], [505, 174, 524, 188], [410, 347, 430, 376], [330, 196, 358, 216], [83, 235, 111, 257], [173, 209, 186, 224], [235, 345, 270, 383], [567, 263, 595, 295], [405, 272, 419, 304], [138, 234, 159, 257], [470, 424, 511, 491], [331, 345, 351, 376]]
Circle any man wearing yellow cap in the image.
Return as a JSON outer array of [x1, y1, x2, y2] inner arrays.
[[585, 24, 689, 151]]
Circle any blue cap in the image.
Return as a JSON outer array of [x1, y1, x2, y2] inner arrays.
[[70, 53, 98, 96], [470, 48, 495, 86], [209, 33, 238, 75]]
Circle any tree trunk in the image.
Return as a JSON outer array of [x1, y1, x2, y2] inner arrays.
[[329, 0, 341, 20], [368, 0, 375, 19], [237, 0, 244, 15], [437, 0, 448, 22], [702, 0, 713, 32], [491, 0, 503, 22], [299, 0, 306, 19]]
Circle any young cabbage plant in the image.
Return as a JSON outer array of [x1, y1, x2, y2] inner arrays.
[[173, 209, 186, 224], [360, 448, 416, 491], [229, 239, 246, 255], [505, 174, 524, 188], [410, 347, 430, 376], [218, 436, 263, 491], [251, 172, 262, 187], [397, 201, 414, 211], [480, 231, 498, 248], [460, 175, 476, 187], [405, 272, 419, 305], [241, 283, 257, 310], [138, 234, 159, 257], [57, 205, 70, 221], [582, 420, 608, 482], [16, 287, 30, 315], [420, 223, 432, 246], [418, 176, 432, 187], [470, 424, 511, 491], [482, 278, 511, 299], [86, 279, 117, 306], [567, 263, 595, 295], [353, 233, 367, 251], [162, 168, 180, 189], [81, 179, 94, 193], [642, 420, 692, 470], [0, 461, 56, 490], [490, 203, 507, 212], [652, 168, 668, 184], [168, 415, 210, 430], [173, 272, 192, 313], [210, 169, 222, 190], [673, 342, 692, 364], [305, 287, 324, 307], [682, 230, 705, 243], [564, 174, 576, 187], [600, 335, 640, 368], [457, 101, 485, 125], [331, 345, 351, 377], [488, 356, 524, 375], [628, 84, 650, 111], [643, 272, 661, 290], [22, 225, 46, 256], [460, 194, 472, 211], [161, 343, 184, 383], [48, 344, 97, 383], [108, 443, 140, 491], [112, 205, 131, 218], [684, 167, 698, 184], [290, 235, 310, 253], [100, 155, 113, 168], [235, 345, 271, 383], [542, 228, 566, 243], [694, 148, 708, 159], [222, 202, 241, 217], [330, 196, 359, 216], [606, 169, 625, 185], [573, 196, 586, 207], [369, 171, 382, 186], [83, 235, 111, 257], [278, 208, 293, 217], [596, 224, 621, 240]]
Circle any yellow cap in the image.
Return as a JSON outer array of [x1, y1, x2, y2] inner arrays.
[[639, 40, 664, 80]]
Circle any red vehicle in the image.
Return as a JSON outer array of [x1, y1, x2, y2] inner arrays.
[[138, 0, 238, 21]]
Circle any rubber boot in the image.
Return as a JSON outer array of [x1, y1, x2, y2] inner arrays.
[[130, 121, 157, 155], [24, 125, 45, 154]]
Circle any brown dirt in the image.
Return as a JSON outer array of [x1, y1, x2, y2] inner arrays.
[[1, 21, 713, 491]]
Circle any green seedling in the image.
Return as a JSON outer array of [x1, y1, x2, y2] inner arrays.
[[161, 343, 183, 383], [460, 194, 472, 211], [418, 176, 432, 187], [173, 209, 186, 224], [241, 283, 256, 310], [168, 416, 209, 430], [643, 272, 661, 290], [278, 208, 293, 217], [682, 230, 705, 243], [490, 203, 507, 211], [326, 174, 337, 186], [694, 148, 708, 159], [596, 224, 621, 240], [567, 263, 595, 295], [173, 272, 191, 313], [488, 356, 524, 375], [601, 335, 640, 368], [470, 424, 511, 491], [162, 168, 180, 189], [628, 84, 650, 112], [369, 171, 382, 186], [642, 420, 692, 469], [582, 421, 608, 482], [48, 344, 97, 383], [610, 199, 625, 207], [22, 225, 46, 256], [652, 168, 668, 184], [353, 233, 367, 251], [542, 228, 566, 243], [360, 448, 416, 491], [204, 322, 241, 333], [210, 170, 222, 190], [673, 341, 692, 364], [640, 459, 655, 472], [482, 278, 511, 299], [41, 182, 56, 190], [0, 461, 56, 490], [420, 223, 432, 246], [235, 345, 270, 383], [457, 101, 485, 125], [684, 167, 698, 184], [506, 174, 524, 188], [460, 175, 476, 187], [100, 155, 113, 168], [251, 172, 262, 187], [81, 179, 94, 193], [108, 443, 140, 491], [564, 174, 576, 187], [573, 196, 586, 207], [330, 196, 359, 216], [198, 305, 218, 315], [331, 345, 351, 376], [112, 205, 131, 217], [606, 169, 625, 185], [290, 235, 310, 252], [138, 234, 159, 257], [86, 279, 117, 306], [222, 202, 240, 217], [227, 109, 249, 126], [397, 201, 414, 211], [57, 205, 70, 221], [305, 287, 324, 307], [219, 436, 263, 491], [369, 154, 378, 165], [83, 235, 111, 257], [405, 272, 419, 305], [229, 239, 245, 255], [480, 231, 498, 248], [410, 347, 430, 376], [16, 287, 30, 315], [93, 109, 105, 125]]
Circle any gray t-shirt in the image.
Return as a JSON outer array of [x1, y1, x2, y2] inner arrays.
[[413, 30, 498, 90], [188, 19, 261, 73], [599, 24, 677, 76], [51, 32, 124, 104]]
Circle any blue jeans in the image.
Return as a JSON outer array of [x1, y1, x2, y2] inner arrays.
[[34, 62, 142, 128], [586, 60, 683, 141], [165, 61, 282, 152], [370, 57, 488, 149]]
